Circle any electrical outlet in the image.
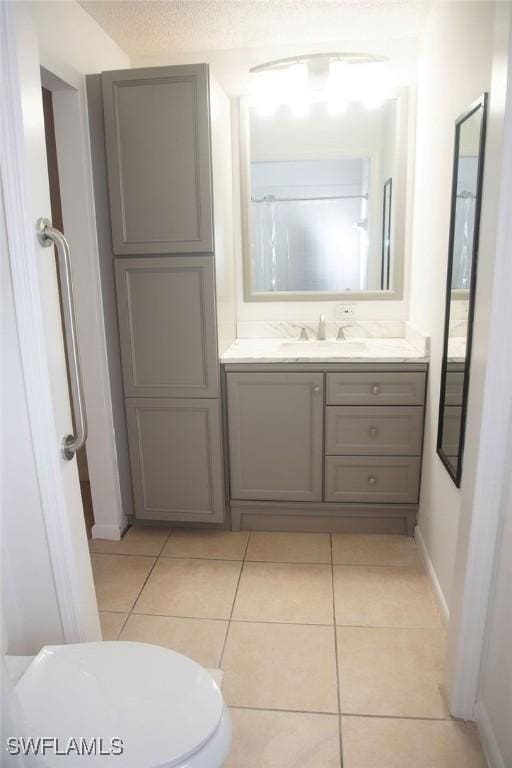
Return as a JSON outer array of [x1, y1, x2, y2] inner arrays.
[[335, 303, 356, 319]]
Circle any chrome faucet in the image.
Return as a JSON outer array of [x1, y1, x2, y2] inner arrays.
[[317, 314, 327, 341], [337, 324, 353, 340]]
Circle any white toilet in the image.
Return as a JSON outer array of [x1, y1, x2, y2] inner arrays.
[[6, 641, 232, 767]]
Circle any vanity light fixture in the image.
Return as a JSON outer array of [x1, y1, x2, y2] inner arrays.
[[249, 53, 390, 115]]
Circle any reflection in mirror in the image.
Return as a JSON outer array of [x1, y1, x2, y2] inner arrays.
[[381, 178, 392, 289], [243, 96, 407, 299], [437, 94, 487, 486]]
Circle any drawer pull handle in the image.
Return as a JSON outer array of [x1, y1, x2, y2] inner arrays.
[[369, 426, 378, 437], [368, 475, 377, 485], [371, 385, 381, 395], [313, 386, 320, 393]]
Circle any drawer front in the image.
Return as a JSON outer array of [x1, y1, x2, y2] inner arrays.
[[440, 405, 462, 458], [325, 406, 424, 456], [326, 372, 426, 406], [444, 370, 464, 406], [325, 456, 421, 504]]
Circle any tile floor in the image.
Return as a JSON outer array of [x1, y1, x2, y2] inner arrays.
[[90, 529, 486, 768]]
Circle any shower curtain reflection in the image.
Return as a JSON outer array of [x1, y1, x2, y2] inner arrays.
[[250, 158, 370, 293]]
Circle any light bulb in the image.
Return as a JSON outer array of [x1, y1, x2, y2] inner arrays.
[[361, 61, 388, 110], [327, 59, 349, 114]]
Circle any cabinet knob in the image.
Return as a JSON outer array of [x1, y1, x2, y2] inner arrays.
[[371, 384, 381, 395], [368, 475, 377, 485], [369, 426, 378, 437], [313, 386, 320, 393]]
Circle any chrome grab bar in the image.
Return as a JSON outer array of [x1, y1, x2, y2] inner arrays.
[[36, 218, 88, 461]]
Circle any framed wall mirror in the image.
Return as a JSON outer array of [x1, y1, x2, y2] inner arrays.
[[239, 88, 409, 301], [437, 93, 487, 486]]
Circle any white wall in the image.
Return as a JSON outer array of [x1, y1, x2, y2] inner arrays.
[[409, 1, 496, 612]]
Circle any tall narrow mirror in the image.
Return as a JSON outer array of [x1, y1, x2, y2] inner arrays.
[[437, 94, 487, 486]]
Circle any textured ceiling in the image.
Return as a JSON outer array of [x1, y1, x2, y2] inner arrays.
[[78, 0, 431, 57]]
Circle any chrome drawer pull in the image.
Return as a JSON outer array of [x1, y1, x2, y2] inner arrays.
[[313, 385, 320, 393], [371, 384, 381, 395], [369, 426, 378, 437], [368, 475, 377, 485]]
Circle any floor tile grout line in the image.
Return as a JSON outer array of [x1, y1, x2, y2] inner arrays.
[[228, 704, 340, 717], [92, 551, 421, 568], [125, 553, 160, 616], [219, 534, 251, 668], [228, 705, 457, 723], [122, 610, 440, 632], [330, 533, 344, 768], [114, 612, 131, 641]]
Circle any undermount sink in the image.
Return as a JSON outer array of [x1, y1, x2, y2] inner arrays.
[[277, 339, 367, 355]]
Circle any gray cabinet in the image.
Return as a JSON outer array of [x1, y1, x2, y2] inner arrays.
[[225, 364, 427, 534], [326, 371, 426, 406], [102, 64, 213, 255], [227, 372, 323, 502], [115, 256, 219, 398], [325, 456, 421, 504], [126, 398, 224, 522], [325, 406, 423, 456]]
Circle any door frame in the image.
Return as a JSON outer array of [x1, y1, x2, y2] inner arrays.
[[7, 3, 127, 542], [445, 18, 512, 724]]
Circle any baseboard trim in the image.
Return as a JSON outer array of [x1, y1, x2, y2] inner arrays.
[[474, 701, 506, 768], [91, 523, 125, 541], [414, 525, 450, 626]]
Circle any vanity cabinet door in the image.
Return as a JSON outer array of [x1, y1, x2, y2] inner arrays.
[[102, 64, 213, 254], [126, 398, 224, 522], [227, 373, 323, 501], [115, 256, 219, 398]]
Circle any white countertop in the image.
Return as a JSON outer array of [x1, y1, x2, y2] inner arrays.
[[447, 337, 467, 364], [221, 337, 429, 364]]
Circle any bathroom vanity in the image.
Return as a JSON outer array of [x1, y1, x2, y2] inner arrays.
[[222, 334, 428, 534]]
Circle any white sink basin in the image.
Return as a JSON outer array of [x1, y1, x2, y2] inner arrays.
[[277, 340, 367, 355]]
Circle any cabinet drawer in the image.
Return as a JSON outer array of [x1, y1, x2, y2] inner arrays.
[[325, 456, 421, 504], [325, 406, 423, 456], [326, 371, 426, 406], [444, 369, 464, 406]]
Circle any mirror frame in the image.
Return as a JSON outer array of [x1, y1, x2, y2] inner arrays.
[[437, 93, 488, 487], [238, 91, 409, 302]]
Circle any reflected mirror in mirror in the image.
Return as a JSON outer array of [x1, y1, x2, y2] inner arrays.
[[437, 94, 487, 486], [242, 96, 407, 299]]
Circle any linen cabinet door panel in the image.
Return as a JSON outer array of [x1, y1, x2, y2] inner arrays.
[[116, 257, 219, 397], [227, 372, 323, 502], [126, 398, 224, 523], [102, 64, 213, 254]]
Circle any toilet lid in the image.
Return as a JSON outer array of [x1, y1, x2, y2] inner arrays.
[[15, 641, 224, 768]]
